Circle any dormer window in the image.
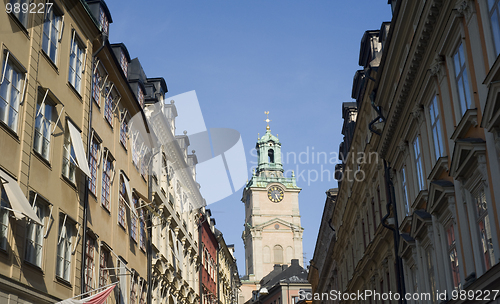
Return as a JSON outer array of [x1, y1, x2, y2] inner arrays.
[[99, 7, 109, 36], [137, 86, 144, 108], [120, 51, 127, 76]]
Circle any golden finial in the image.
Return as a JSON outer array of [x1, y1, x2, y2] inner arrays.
[[264, 111, 271, 131]]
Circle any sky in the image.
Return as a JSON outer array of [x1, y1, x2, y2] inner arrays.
[[105, 0, 393, 274]]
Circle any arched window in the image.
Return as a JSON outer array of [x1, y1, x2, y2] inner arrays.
[[263, 246, 270, 263], [268, 149, 274, 163], [274, 245, 283, 264]]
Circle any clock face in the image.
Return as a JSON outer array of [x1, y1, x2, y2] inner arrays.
[[268, 186, 284, 203]]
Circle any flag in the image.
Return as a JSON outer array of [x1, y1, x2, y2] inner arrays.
[[56, 284, 116, 304]]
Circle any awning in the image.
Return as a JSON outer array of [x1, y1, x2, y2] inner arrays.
[[0, 170, 42, 225], [67, 120, 92, 177], [56, 284, 116, 304], [121, 172, 137, 215]]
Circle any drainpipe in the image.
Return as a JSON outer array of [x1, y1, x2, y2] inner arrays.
[[198, 210, 205, 304], [147, 171, 153, 304], [81, 31, 107, 297], [366, 87, 406, 303], [217, 244, 220, 304]]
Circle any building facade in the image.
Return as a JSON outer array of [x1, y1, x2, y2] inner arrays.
[[215, 229, 241, 304], [317, 0, 500, 303], [0, 0, 99, 302]]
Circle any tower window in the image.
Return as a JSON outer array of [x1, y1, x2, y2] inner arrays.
[[274, 245, 283, 264], [268, 149, 274, 163]]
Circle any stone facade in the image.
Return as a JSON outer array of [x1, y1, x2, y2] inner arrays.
[[311, 0, 500, 303]]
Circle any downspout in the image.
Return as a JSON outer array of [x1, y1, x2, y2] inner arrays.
[[217, 244, 220, 304], [367, 85, 406, 303], [198, 209, 206, 304], [81, 31, 107, 297], [147, 172, 153, 304]]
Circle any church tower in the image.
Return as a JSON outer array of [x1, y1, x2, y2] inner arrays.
[[241, 113, 304, 282]]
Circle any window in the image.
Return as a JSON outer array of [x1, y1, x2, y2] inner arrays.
[[84, 237, 95, 292], [413, 135, 425, 191], [34, 97, 53, 160], [425, 248, 437, 301], [56, 215, 72, 281], [118, 178, 126, 228], [99, 7, 109, 36], [475, 188, 495, 271], [0, 54, 24, 132], [141, 153, 147, 179], [401, 166, 410, 215], [137, 86, 144, 108], [131, 277, 137, 304], [92, 69, 101, 104], [89, 136, 100, 196], [377, 185, 383, 222], [62, 127, 77, 183], [453, 43, 473, 115], [362, 219, 367, 249], [9, 0, 29, 28], [273, 245, 283, 264], [371, 197, 377, 230], [101, 154, 112, 211], [0, 185, 10, 251], [120, 51, 128, 76], [25, 201, 45, 267], [131, 196, 138, 242], [139, 208, 146, 251], [429, 95, 444, 161], [68, 32, 85, 93], [42, 6, 61, 63], [104, 87, 113, 125], [488, 0, 500, 55], [446, 224, 460, 289], [99, 247, 109, 287], [120, 118, 127, 147]]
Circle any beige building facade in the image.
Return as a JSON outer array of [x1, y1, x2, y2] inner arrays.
[[312, 0, 500, 303]]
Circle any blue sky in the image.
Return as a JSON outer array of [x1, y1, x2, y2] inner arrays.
[[105, 0, 392, 273]]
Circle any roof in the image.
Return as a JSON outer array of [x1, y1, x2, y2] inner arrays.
[[260, 259, 309, 289], [257, 130, 280, 145]]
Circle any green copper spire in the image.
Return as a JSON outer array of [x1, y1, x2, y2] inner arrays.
[[245, 112, 299, 189]]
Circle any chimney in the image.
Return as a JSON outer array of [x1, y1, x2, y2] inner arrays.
[[291, 259, 299, 266], [282, 265, 288, 271], [274, 264, 282, 271]]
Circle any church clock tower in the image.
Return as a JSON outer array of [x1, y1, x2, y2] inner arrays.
[[241, 113, 304, 283]]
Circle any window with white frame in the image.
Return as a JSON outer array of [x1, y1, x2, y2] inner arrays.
[[89, 135, 100, 196], [104, 87, 113, 125], [120, 116, 127, 148], [138, 86, 144, 108], [118, 178, 126, 228], [56, 215, 73, 281], [0, 53, 25, 132], [488, 0, 500, 55], [446, 224, 460, 290], [120, 51, 128, 76], [101, 153, 113, 211], [475, 188, 495, 271], [68, 31, 85, 93], [0, 184, 10, 251], [99, 7, 109, 36], [8, 0, 29, 28], [99, 246, 109, 287], [413, 135, 425, 191], [92, 68, 101, 105], [131, 195, 138, 242], [34, 95, 53, 160], [453, 42, 473, 115], [429, 95, 444, 162], [42, 6, 62, 64], [25, 199, 46, 267], [401, 166, 410, 215], [84, 236, 95, 292], [62, 127, 77, 183]]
